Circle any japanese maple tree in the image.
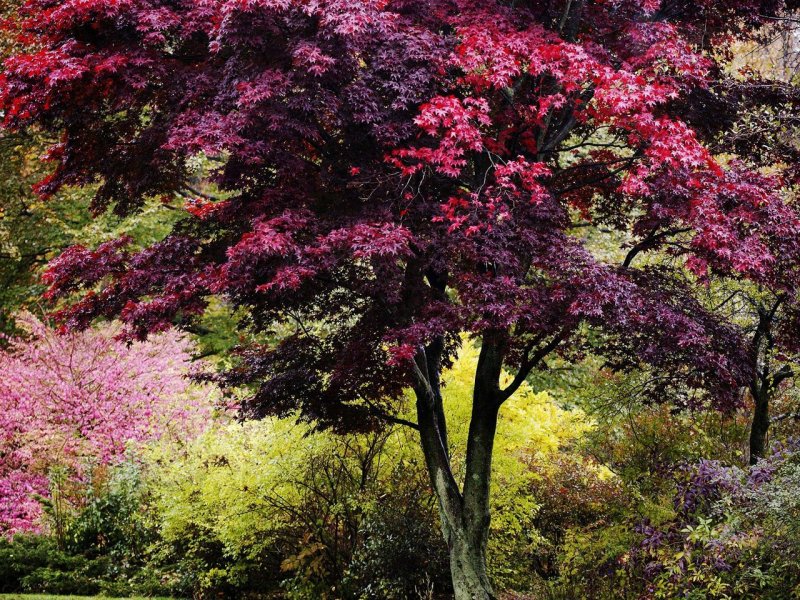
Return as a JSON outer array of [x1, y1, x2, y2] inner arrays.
[[4, 1, 800, 597], [0, 313, 212, 537]]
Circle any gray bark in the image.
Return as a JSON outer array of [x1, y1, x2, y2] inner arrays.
[[412, 337, 503, 600]]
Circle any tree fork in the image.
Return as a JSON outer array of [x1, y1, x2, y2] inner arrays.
[[413, 338, 503, 600]]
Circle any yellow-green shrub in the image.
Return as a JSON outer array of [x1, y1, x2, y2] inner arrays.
[[147, 340, 603, 596]]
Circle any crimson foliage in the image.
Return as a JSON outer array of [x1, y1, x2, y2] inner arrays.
[[3, 0, 800, 429]]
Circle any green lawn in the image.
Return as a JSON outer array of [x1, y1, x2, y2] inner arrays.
[[0, 596, 174, 600]]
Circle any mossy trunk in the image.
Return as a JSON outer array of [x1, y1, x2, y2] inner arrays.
[[414, 339, 502, 600], [449, 530, 496, 600]]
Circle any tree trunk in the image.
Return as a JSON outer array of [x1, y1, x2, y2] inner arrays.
[[414, 392, 499, 599], [747, 298, 791, 465], [749, 386, 770, 465], [449, 529, 496, 600], [412, 338, 502, 600], [428, 402, 497, 600]]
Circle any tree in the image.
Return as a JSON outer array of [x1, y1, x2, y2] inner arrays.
[[711, 285, 800, 464], [4, 1, 800, 597], [151, 342, 591, 596], [706, 26, 800, 465], [0, 313, 213, 537]]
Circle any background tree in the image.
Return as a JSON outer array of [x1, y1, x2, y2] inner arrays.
[[691, 21, 800, 464], [0, 313, 213, 538], [716, 285, 799, 463], [4, 1, 800, 597], [0, 0, 191, 334]]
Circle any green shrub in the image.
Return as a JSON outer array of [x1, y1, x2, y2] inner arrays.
[[552, 525, 637, 600], [20, 567, 100, 596], [0, 535, 71, 592], [0, 464, 183, 598], [65, 462, 156, 562], [341, 481, 450, 599]]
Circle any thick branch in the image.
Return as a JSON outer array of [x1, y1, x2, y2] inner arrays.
[[623, 228, 692, 268], [538, 87, 595, 158], [498, 331, 566, 405], [462, 336, 503, 544], [412, 348, 462, 520], [771, 364, 794, 389]]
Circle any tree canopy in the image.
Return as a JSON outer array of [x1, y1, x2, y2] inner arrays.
[[2, 0, 799, 417], [4, 1, 800, 597]]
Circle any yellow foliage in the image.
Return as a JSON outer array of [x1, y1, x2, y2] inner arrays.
[[147, 339, 600, 589], [437, 339, 592, 470]]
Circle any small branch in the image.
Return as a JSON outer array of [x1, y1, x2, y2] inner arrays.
[[559, 0, 575, 33], [365, 403, 420, 431], [771, 364, 794, 389], [623, 228, 691, 268], [713, 290, 744, 312], [181, 184, 224, 202], [539, 87, 595, 157], [757, 14, 800, 25], [554, 156, 640, 196]]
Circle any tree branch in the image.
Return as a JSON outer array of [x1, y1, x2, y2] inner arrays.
[[623, 228, 692, 268], [498, 331, 566, 405], [364, 399, 420, 431], [772, 411, 800, 423]]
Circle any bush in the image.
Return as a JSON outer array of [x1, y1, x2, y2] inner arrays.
[[553, 525, 637, 600], [341, 477, 451, 599], [0, 313, 214, 537], [527, 453, 629, 582], [625, 445, 800, 599], [20, 566, 100, 596], [0, 463, 185, 598], [544, 443, 800, 600], [0, 535, 67, 592], [65, 461, 161, 573], [0, 535, 104, 596]]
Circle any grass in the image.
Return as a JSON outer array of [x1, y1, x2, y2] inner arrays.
[[0, 596, 174, 599]]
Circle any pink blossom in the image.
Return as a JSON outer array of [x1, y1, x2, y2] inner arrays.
[[0, 313, 215, 536]]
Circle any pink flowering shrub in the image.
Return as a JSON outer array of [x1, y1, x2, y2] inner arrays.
[[0, 313, 214, 536]]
